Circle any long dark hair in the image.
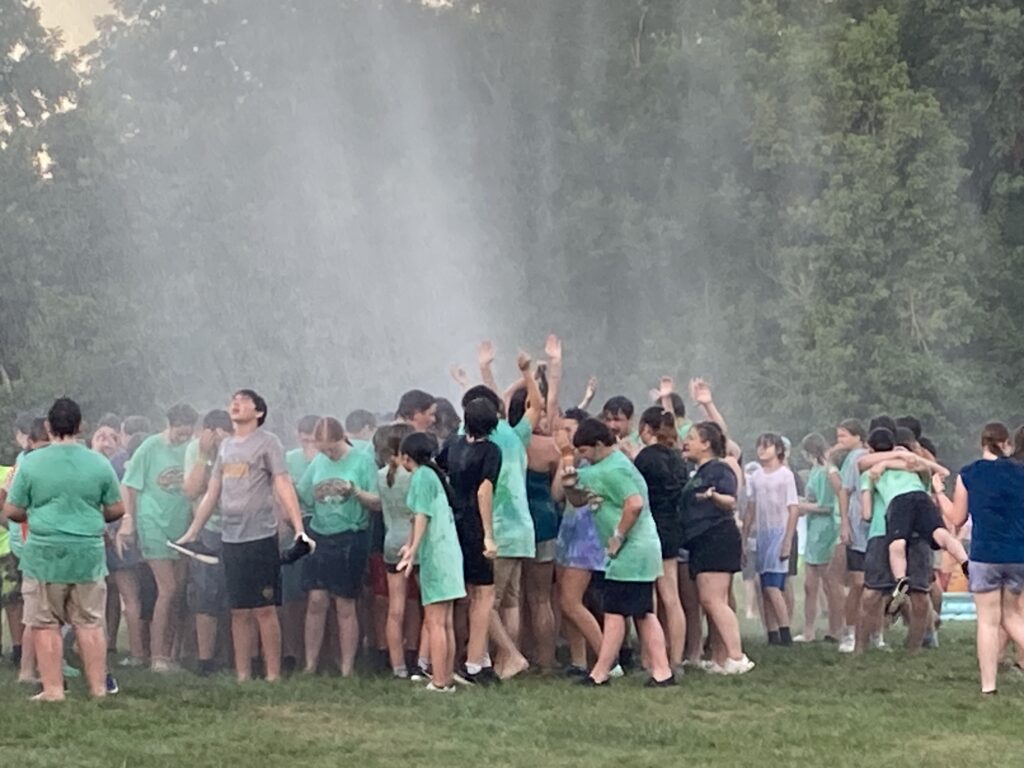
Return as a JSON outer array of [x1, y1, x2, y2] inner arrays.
[[400, 432, 455, 507]]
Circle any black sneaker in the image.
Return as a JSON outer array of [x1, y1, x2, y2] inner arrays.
[[565, 665, 589, 679], [105, 674, 120, 695], [578, 675, 609, 687], [280, 535, 314, 565], [281, 656, 298, 678], [645, 673, 677, 688], [475, 667, 500, 686], [409, 664, 431, 682], [454, 666, 479, 686], [887, 577, 910, 615]]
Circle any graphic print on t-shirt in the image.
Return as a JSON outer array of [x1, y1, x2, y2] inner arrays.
[[221, 462, 251, 479], [313, 478, 352, 504], [156, 466, 185, 492]]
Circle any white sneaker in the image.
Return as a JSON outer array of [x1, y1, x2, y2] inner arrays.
[[871, 633, 888, 651], [424, 682, 456, 693], [718, 655, 755, 675], [608, 664, 625, 678], [150, 659, 182, 674], [792, 634, 813, 643], [704, 661, 727, 674], [838, 636, 855, 653]]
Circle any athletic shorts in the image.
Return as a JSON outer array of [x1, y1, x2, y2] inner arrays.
[[886, 492, 942, 549], [534, 538, 557, 564], [687, 522, 742, 578], [368, 553, 389, 598], [223, 536, 282, 609], [760, 572, 787, 590], [301, 529, 369, 599], [602, 578, 654, 619], [136, 562, 158, 621], [105, 524, 141, 572], [864, 536, 932, 593], [0, 552, 22, 606], [494, 558, 523, 609], [22, 577, 106, 628], [280, 561, 306, 603], [846, 547, 866, 573], [969, 562, 1024, 595], [456, 515, 495, 587], [654, 517, 683, 561], [188, 530, 227, 615]]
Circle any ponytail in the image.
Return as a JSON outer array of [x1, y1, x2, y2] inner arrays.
[[399, 431, 455, 508]]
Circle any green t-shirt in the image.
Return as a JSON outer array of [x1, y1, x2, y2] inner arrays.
[[489, 419, 536, 558], [861, 473, 889, 540], [874, 469, 927, 508], [406, 467, 466, 605], [122, 433, 190, 536], [804, 465, 838, 565], [349, 439, 376, 459], [378, 465, 413, 564], [184, 439, 221, 533], [8, 443, 121, 583], [286, 448, 315, 520], [576, 450, 662, 582], [296, 449, 377, 535], [6, 451, 26, 557]]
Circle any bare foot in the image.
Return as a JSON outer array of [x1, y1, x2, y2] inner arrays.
[[498, 654, 529, 680]]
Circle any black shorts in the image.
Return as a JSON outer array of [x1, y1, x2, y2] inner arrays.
[[455, 513, 494, 587], [653, 517, 683, 561], [602, 578, 654, 619], [687, 522, 742, 578], [301, 529, 369, 599], [846, 547, 866, 573], [189, 530, 227, 615], [887, 492, 942, 549], [864, 535, 932, 593], [223, 536, 281, 610], [136, 562, 158, 621], [788, 530, 799, 576]]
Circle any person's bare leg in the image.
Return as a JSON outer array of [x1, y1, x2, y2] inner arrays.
[[679, 566, 704, 662], [335, 597, 359, 677], [19, 626, 36, 682], [196, 614, 218, 663], [975, 590, 1001, 692], [784, 579, 795, 622], [404, 598, 421, 658], [147, 560, 181, 664], [385, 573, 408, 671], [590, 614, 626, 683], [845, 571, 864, 634], [637, 613, 672, 681], [280, 598, 306, 665], [856, 590, 884, 655], [823, 561, 845, 639], [252, 605, 281, 681], [697, 573, 743, 660], [523, 560, 556, 671], [655, 559, 685, 667], [762, 587, 786, 631], [77, 625, 108, 697], [33, 626, 65, 701], [558, 567, 602, 659], [231, 609, 255, 681], [803, 566, 821, 639], [907, 592, 929, 652], [303, 590, 329, 673], [933, 529, 968, 567], [466, 584, 494, 668], [424, 603, 453, 687], [491, 560, 527, 678], [113, 570, 144, 661], [888, 539, 909, 581]]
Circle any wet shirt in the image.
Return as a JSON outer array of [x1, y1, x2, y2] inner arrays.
[[213, 430, 288, 544]]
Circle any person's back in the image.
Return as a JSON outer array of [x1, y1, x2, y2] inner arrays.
[[961, 457, 1024, 563], [874, 467, 927, 509]]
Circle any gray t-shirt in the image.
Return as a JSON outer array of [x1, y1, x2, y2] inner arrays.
[[377, 465, 413, 565], [213, 429, 287, 544], [842, 447, 870, 552]]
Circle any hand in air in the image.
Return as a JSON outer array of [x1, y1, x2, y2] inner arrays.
[[517, 350, 532, 372], [449, 365, 470, 389], [584, 376, 598, 400], [544, 334, 562, 362], [478, 340, 496, 368], [658, 376, 675, 398], [689, 377, 713, 405]]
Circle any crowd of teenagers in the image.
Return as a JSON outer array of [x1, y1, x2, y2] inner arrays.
[[3, 337, 1024, 702]]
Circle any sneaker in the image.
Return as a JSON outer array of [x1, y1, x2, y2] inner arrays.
[[888, 578, 910, 615], [608, 664, 625, 679], [577, 675, 609, 687], [150, 659, 183, 674], [822, 635, 838, 644], [838, 636, 855, 654], [105, 674, 120, 695], [279, 533, 316, 565], [644, 673, 677, 688], [453, 667, 477, 686], [792, 634, 813, 643], [718, 655, 756, 676], [424, 682, 456, 693], [409, 664, 431, 682], [871, 633, 889, 651], [923, 630, 940, 650], [475, 667, 501, 686], [118, 656, 145, 668], [565, 665, 589, 679], [704, 661, 727, 675]]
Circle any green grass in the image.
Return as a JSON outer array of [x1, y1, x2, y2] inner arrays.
[[1, 622, 1022, 768]]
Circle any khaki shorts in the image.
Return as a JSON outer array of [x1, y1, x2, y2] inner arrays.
[[534, 539, 557, 564], [22, 577, 107, 628], [494, 557, 524, 610]]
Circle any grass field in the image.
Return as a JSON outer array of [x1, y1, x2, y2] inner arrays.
[[1, 621, 1021, 768]]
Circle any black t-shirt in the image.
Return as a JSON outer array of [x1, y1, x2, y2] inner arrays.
[[634, 443, 687, 531], [442, 436, 502, 529], [680, 459, 739, 544]]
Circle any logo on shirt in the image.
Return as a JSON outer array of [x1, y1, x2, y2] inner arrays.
[[156, 467, 185, 493], [314, 479, 352, 504], [222, 462, 251, 480]]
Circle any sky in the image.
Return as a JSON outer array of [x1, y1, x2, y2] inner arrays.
[[37, 0, 110, 49]]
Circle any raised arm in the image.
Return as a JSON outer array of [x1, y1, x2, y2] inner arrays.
[[449, 364, 471, 393], [477, 340, 500, 396], [578, 376, 598, 411], [690, 378, 729, 435], [519, 351, 544, 430], [544, 334, 562, 417]]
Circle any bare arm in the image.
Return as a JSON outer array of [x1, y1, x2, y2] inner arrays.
[[838, 487, 852, 543], [947, 475, 969, 529], [578, 376, 597, 411], [519, 352, 544, 430], [780, 505, 799, 560], [119, 485, 137, 534], [607, 495, 644, 557], [178, 475, 222, 543], [397, 514, 429, 573], [2, 501, 25, 524], [273, 473, 306, 536], [545, 334, 562, 418], [690, 378, 729, 435], [478, 340, 500, 396], [477, 479, 497, 558], [102, 501, 126, 523], [860, 489, 873, 522], [742, 499, 755, 540]]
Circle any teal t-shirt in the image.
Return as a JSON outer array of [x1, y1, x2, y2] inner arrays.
[[122, 433, 190, 537], [861, 473, 889, 540], [407, 467, 466, 605], [489, 419, 536, 558], [804, 464, 838, 565], [184, 439, 221, 532], [378, 465, 413, 564], [576, 450, 662, 582], [286, 448, 315, 520], [8, 443, 121, 583], [296, 449, 377, 535], [875, 469, 927, 508]]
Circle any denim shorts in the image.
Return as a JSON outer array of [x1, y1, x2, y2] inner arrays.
[[968, 561, 1024, 594]]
